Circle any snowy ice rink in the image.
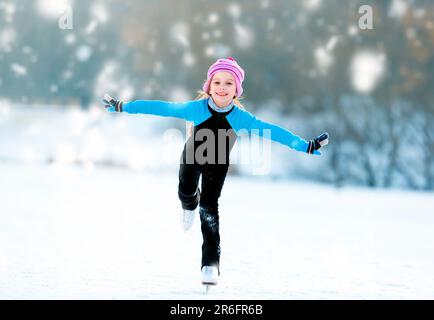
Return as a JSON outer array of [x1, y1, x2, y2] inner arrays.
[[1, 161, 433, 299]]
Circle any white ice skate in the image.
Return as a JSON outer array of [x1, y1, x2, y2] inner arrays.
[[180, 208, 197, 231], [201, 266, 219, 286]]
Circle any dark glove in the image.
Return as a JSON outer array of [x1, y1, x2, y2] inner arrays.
[[307, 132, 329, 154], [102, 94, 123, 112]]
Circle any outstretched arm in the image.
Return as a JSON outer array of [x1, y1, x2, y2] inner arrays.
[[227, 108, 329, 155], [102, 94, 197, 121]]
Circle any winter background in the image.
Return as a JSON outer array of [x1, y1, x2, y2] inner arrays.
[[0, 0, 433, 299]]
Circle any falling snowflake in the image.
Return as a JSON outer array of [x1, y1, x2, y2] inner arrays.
[[36, 0, 71, 19], [228, 4, 241, 19], [76, 45, 93, 62], [388, 0, 408, 18], [350, 51, 386, 94], [183, 52, 195, 67], [170, 22, 190, 48], [0, 28, 16, 52], [91, 2, 109, 23], [205, 44, 230, 58], [315, 47, 333, 74], [11, 63, 27, 77], [208, 13, 219, 24], [234, 24, 255, 49], [303, 0, 322, 11]]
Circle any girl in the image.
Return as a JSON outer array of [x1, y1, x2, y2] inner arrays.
[[103, 57, 329, 287]]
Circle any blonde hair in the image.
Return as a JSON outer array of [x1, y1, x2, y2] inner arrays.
[[186, 90, 245, 138]]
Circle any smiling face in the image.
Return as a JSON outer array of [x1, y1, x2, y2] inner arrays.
[[208, 71, 237, 108]]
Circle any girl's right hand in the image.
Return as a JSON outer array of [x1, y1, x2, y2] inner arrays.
[[102, 94, 123, 112]]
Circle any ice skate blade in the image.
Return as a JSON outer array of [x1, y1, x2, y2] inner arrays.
[[203, 284, 215, 294]]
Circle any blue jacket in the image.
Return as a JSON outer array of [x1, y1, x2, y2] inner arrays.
[[107, 98, 321, 155]]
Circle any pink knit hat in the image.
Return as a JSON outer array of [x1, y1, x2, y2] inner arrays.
[[202, 57, 245, 98]]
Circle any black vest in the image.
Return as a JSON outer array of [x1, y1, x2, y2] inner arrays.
[[180, 104, 238, 166]]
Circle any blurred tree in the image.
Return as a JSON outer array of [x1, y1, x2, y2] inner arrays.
[[1, 0, 433, 189], [0, 0, 121, 107]]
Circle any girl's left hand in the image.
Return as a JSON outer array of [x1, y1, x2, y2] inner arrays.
[[308, 132, 329, 155]]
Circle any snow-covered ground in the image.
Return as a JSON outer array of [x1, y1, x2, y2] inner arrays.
[[0, 161, 433, 299]]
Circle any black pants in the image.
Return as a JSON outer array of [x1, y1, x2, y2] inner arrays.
[[178, 163, 229, 273]]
